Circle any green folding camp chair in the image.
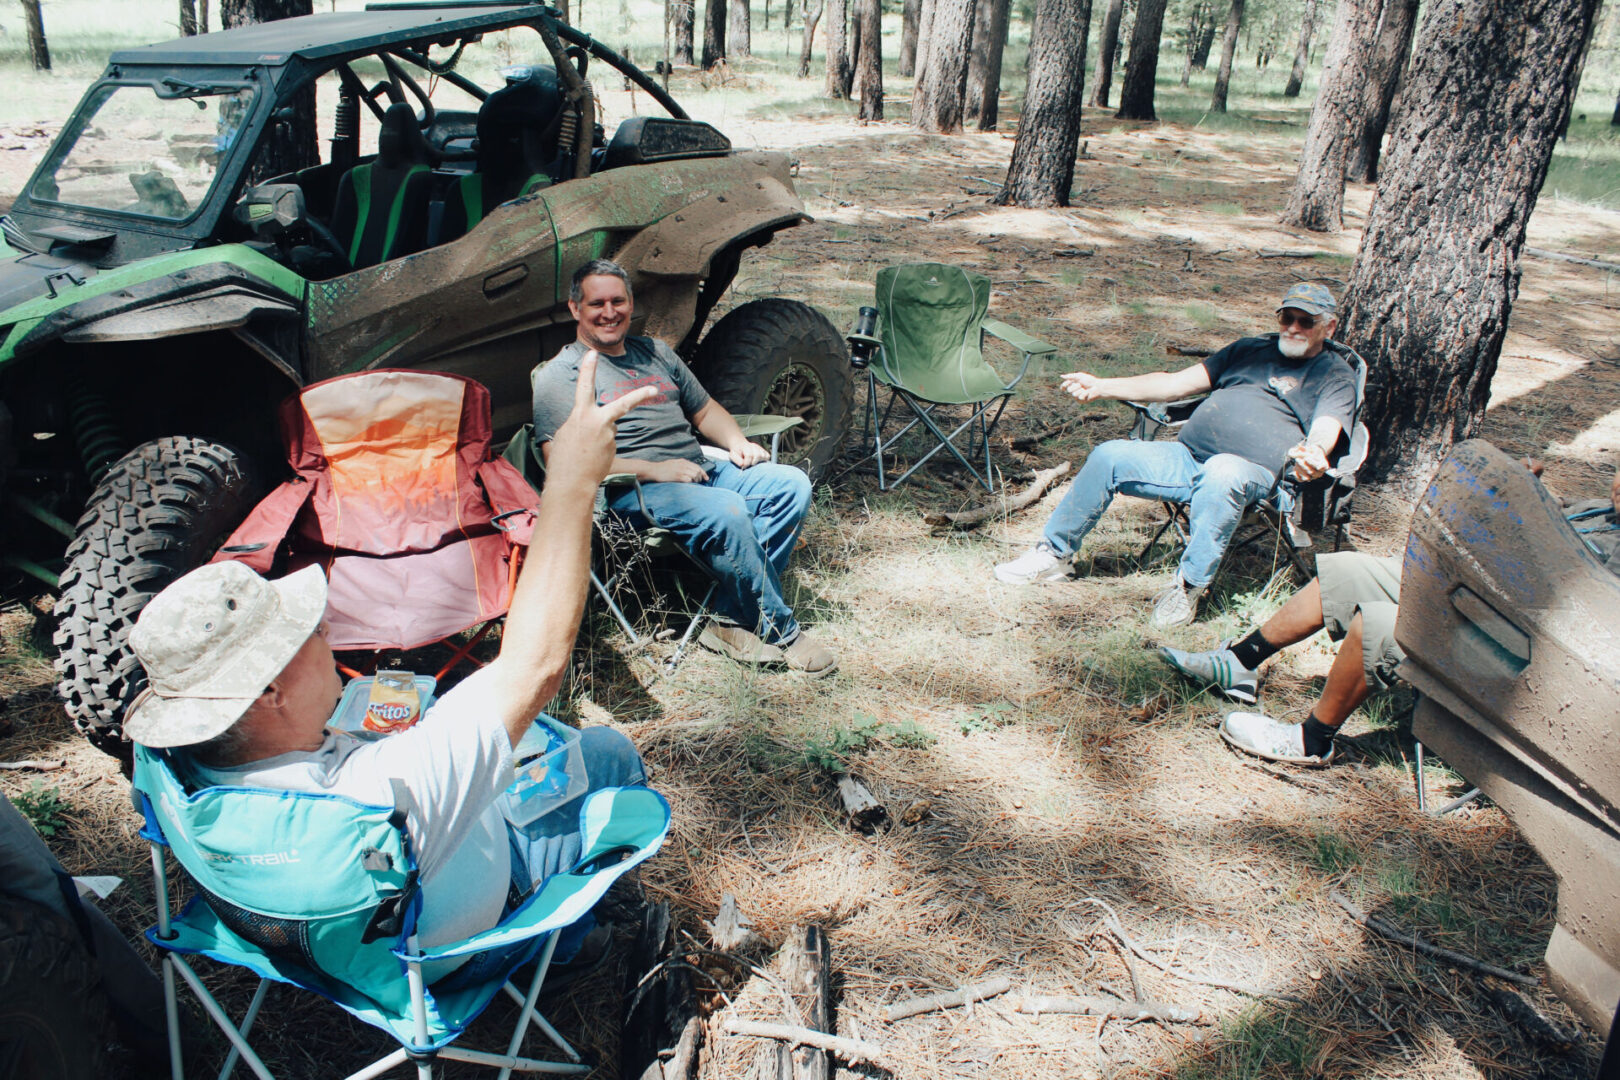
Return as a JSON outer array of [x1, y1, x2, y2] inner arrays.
[[847, 263, 1057, 492]]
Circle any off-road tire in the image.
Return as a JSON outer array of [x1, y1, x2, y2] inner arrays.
[[53, 437, 261, 756], [0, 899, 112, 1079], [693, 299, 853, 480]]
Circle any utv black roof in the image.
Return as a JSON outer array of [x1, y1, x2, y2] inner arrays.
[[107, 3, 551, 68]]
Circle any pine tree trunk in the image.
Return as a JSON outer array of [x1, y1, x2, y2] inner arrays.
[[180, 0, 199, 36], [675, 0, 696, 64], [899, 0, 921, 75], [221, 0, 316, 179], [964, 0, 1010, 126], [913, 0, 977, 131], [1345, 0, 1417, 181], [21, 0, 50, 70], [856, 0, 884, 119], [1115, 0, 1170, 120], [798, 0, 824, 76], [1192, 18, 1217, 66], [915, 0, 939, 86], [199, 0, 209, 31], [1283, 0, 1316, 95], [1612, 87, 1620, 125], [703, 0, 726, 68], [1279, 0, 1383, 232], [1090, 0, 1124, 106], [1209, 0, 1244, 111], [1341, 0, 1602, 490], [825, 0, 852, 97], [996, 0, 1092, 206], [729, 0, 752, 57], [1178, 2, 1199, 86]]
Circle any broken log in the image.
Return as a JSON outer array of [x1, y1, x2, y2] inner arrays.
[[658, 1016, 703, 1080], [884, 976, 1013, 1021], [622, 901, 693, 1079], [1013, 994, 1206, 1024], [1257, 248, 1323, 259], [775, 925, 834, 1080], [833, 773, 889, 833], [1164, 344, 1216, 358], [922, 462, 1072, 529], [1329, 891, 1538, 986]]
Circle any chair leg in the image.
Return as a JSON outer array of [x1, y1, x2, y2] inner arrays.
[[663, 581, 718, 675], [337, 1048, 413, 1080], [168, 955, 277, 1080], [162, 955, 184, 1080], [591, 569, 641, 645], [498, 931, 568, 1080], [1414, 741, 1427, 811], [216, 979, 272, 1080]]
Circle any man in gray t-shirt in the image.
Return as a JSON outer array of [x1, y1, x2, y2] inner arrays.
[[996, 282, 1358, 628], [530, 259, 837, 677]]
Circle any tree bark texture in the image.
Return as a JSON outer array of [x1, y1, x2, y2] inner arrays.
[[1613, 87, 1620, 126], [1283, 0, 1316, 96], [995, 0, 1091, 207], [1345, 0, 1417, 182], [1279, 0, 1383, 232], [1191, 18, 1218, 67], [912, 0, 977, 131], [798, 0, 824, 77], [1209, 0, 1244, 111], [856, 0, 884, 119], [703, 0, 726, 68], [1115, 0, 1170, 120], [899, 0, 921, 75], [729, 0, 751, 57], [554, 0, 569, 21], [1089, 0, 1124, 106], [221, 0, 316, 179], [964, 0, 1011, 126], [180, 0, 199, 36], [674, 0, 696, 64], [1178, 1, 1210, 86], [824, 0, 852, 98], [21, 0, 50, 69], [914, 0, 939, 87], [199, 0, 210, 32], [1341, 0, 1602, 489]]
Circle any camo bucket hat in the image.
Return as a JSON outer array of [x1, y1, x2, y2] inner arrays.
[[1277, 282, 1336, 316], [125, 562, 327, 748]]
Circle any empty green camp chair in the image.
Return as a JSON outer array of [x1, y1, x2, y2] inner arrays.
[[849, 263, 1056, 492]]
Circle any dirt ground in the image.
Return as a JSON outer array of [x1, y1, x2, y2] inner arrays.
[[3, 81, 1619, 1080]]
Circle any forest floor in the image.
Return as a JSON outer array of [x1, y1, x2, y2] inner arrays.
[[3, 56, 1620, 1080]]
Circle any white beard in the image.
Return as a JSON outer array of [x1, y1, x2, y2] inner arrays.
[[1277, 335, 1309, 359]]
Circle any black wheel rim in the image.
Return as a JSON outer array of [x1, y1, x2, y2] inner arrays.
[[763, 362, 825, 464]]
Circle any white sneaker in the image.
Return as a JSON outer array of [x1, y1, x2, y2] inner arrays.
[[1159, 642, 1260, 704], [1150, 571, 1205, 628], [995, 541, 1073, 585], [1219, 711, 1336, 767]]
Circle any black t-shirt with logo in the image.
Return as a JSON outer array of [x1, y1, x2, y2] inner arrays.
[[1176, 335, 1356, 477]]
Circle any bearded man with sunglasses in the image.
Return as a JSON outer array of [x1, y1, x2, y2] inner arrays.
[[996, 282, 1356, 628]]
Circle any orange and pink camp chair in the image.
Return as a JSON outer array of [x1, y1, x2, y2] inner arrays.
[[213, 369, 539, 678]]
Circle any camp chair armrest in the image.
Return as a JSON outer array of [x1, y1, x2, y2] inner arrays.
[[733, 414, 804, 438], [981, 318, 1057, 356], [602, 472, 640, 486]]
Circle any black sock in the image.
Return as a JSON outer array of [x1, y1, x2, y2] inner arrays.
[[1301, 713, 1338, 758], [1229, 629, 1280, 670]]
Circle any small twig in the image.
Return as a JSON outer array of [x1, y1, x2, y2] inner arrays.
[[1103, 929, 1144, 1001], [1077, 897, 1301, 1001], [1523, 246, 1620, 273], [721, 1018, 887, 1066], [1013, 995, 1206, 1024], [883, 977, 1012, 1021], [923, 462, 1072, 528], [676, 929, 801, 1024], [1257, 248, 1324, 259], [1431, 787, 1482, 816], [0, 759, 67, 771], [1331, 966, 1412, 1058], [1328, 891, 1538, 986]]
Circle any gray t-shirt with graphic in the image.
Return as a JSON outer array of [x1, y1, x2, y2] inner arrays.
[[1177, 336, 1356, 477], [531, 338, 712, 465]]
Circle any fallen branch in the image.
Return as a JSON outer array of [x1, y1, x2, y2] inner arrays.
[[923, 462, 1071, 528], [1078, 897, 1301, 1001], [1328, 891, 1538, 987], [833, 773, 889, 833], [0, 759, 66, 771], [1053, 248, 1096, 257], [1257, 248, 1323, 259], [883, 977, 1012, 1021], [1524, 246, 1620, 273], [721, 1018, 886, 1067], [1484, 983, 1577, 1046], [1164, 344, 1216, 358], [1013, 995, 1206, 1024]]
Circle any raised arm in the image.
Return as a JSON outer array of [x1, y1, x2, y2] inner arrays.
[[489, 351, 657, 745], [1059, 362, 1212, 404]]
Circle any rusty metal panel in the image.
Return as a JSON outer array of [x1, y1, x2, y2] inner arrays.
[[1398, 438, 1620, 1031]]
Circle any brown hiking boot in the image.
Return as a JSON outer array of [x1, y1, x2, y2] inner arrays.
[[781, 631, 838, 678], [698, 623, 784, 664]]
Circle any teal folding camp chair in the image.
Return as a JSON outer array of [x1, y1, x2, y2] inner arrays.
[[847, 263, 1057, 492], [132, 734, 670, 1080]]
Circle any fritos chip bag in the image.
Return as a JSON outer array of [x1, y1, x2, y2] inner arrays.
[[363, 670, 421, 733]]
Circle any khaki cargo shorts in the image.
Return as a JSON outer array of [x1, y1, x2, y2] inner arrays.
[[1317, 551, 1404, 691]]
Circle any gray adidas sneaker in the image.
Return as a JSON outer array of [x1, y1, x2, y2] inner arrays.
[[995, 541, 1074, 585], [1219, 711, 1336, 767], [1150, 571, 1205, 628], [1159, 643, 1260, 704]]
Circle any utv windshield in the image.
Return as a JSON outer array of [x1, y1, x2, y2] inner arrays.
[[29, 82, 256, 221]]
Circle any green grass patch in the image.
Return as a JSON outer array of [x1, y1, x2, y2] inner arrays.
[[1206, 201, 1246, 217], [1308, 830, 1362, 875], [802, 709, 932, 771], [1180, 1006, 1324, 1079]]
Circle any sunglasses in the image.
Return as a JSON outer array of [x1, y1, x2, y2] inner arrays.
[[1278, 311, 1320, 330]]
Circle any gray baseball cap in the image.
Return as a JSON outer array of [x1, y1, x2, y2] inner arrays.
[[1277, 282, 1337, 316], [125, 562, 328, 748]]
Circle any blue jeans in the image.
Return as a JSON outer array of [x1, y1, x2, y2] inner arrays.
[[1041, 439, 1282, 588], [605, 459, 812, 645]]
